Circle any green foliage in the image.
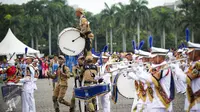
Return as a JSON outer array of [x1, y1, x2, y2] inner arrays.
[[0, 0, 200, 54]]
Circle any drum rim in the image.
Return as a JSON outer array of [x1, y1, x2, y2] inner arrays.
[[58, 27, 80, 38], [115, 73, 135, 99], [58, 27, 85, 56]]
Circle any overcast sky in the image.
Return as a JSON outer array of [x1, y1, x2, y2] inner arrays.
[[0, 0, 177, 14]]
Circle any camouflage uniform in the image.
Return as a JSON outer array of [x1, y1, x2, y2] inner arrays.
[[69, 64, 84, 112], [77, 8, 94, 57], [50, 64, 72, 112], [82, 60, 98, 112]]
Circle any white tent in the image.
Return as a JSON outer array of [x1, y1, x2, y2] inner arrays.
[[0, 28, 40, 58]]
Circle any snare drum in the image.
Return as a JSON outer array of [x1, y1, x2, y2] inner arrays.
[[74, 84, 110, 100], [1, 85, 22, 102], [58, 28, 85, 56]]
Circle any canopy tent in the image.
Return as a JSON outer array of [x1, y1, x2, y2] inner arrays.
[[0, 28, 40, 58]]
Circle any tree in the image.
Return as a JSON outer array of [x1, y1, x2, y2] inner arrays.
[[23, 0, 45, 50], [173, 11, 182, 48], [129, 0, 149, 45], [115, 2, 129, 52], [152, 7, 173, 48], [1, 0, 199, 54], [179, 0, 200, 42], [101, 3, 117, 53]]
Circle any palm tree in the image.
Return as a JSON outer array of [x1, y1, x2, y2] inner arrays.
[[51, 1, 64, 55], [129, 0, 149, 45], [23, 0, 45, 50], [179, 0, 200, 42], [155, 7, 173, 48], [42, 1, 54, 55], [101, 3, 117, 53], [115, 3, 129, 52], [173, 11, 182, 48]]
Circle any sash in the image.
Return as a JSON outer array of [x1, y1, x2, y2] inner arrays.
[[169, 71, 175, 100], [135, 81, 139, 92], [138, 81, 146, 102], [151, 69, 172, 109], [186, 75, 200, 112], [112, 74, 119, 104], [146, 82, 153, 102]]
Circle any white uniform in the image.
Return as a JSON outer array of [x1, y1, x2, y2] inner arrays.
[[127, 67, 141, 112], [138, 61, 174, 112], [99, 63, 111, 112], [20, 64, 37, 112], [133, 65, 153, 112], [171, 63, 186, 94], [174, 61, 200, 112]]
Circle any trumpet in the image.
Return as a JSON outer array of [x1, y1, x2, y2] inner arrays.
[[106, 60, 150, 66], [151, 58, 189, 69]]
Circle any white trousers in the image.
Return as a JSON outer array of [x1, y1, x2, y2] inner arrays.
[[137, 102, 146, 112], [22, 91, 36, 112], [100, 93, 110, 112]]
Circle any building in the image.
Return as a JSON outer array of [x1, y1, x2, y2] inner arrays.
[[164, 0, 182, 11]]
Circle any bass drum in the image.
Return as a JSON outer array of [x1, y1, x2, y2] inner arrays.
[[58, 27, 85, 56], [116, 71, 137, 99]]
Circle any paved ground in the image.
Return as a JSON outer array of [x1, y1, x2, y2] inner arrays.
[[0, 78, 185, 112]]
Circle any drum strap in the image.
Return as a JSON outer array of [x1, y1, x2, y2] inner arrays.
[[85, 38, 91, 51], [84, 64, 98, 71], [85, 31, 92, 36]]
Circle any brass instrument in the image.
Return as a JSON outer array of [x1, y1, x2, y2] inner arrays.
[[150, 58, 189, 70]]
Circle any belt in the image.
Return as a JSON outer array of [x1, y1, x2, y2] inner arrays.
[[84, 81, 97, 84]]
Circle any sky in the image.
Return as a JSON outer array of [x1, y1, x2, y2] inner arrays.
[[0, 0, 177, 14]]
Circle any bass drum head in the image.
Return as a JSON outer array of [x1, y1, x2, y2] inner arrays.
[[58, 28, 85, 56], [116, 72, 136, 99]]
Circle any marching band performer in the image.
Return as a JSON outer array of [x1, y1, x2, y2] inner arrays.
[[128, 50, 154, 112], [70, 55, 85, 112], [75, 8, 94, 58], [168, 51, 187, 94], [123, 53, 140, 111], [172, 41, 200, 112], [149, 47, 175, 112], [82, 55, 99, 112], [137, 51, 153, 112], [128, 40, 151, 112], [49, 55, 72, 112], [50, 55, 59, 91], [136, 47, 175, 112], [99, 53, 112, 112], [19, 55, 37, 112]]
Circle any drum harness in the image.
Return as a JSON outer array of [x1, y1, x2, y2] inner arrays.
[[83, 64, 98, 84]]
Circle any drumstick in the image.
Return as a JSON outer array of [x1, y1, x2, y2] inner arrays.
[[8, 52, 16, 61], [72, 36, 81, 42]]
